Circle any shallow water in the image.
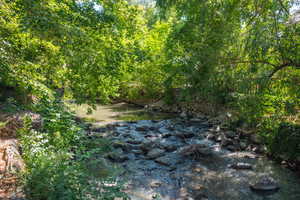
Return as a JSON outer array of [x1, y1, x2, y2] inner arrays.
[[68, 102, 174, 125], [73, 103, 300, 200]]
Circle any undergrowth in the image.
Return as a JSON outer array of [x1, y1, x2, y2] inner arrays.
[[17, 99, 128, 200]]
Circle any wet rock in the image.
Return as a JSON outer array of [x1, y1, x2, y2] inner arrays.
[[252, 145, 265, 154], [250, 176, 280, 192], [229, 162, 253, 170], [240, 141, 247, 150], [140, 141, 156, 152], [167, 126, 175, 131], [160, 139, 181, 152], [216, 135, 223, 142], [221, 137, 233, 147], [162, 133, 172, 138], [176, 131, 195, 139], [150, 181, 163, 188], [131, 149, 143, 155], [135, 126, 148, 131], [180, 144, 214, 158], [120, 133, 131, 138], [206, 133, 215, 140], [106, 151, 129, 163], [250, 134, 261, 144], [180, 112, 188, 118], [126, 139, 143, 145], [225, 131, 236, 138], [194, 193, 209, 200], [112, 141, 130, 152], [155, 153, 180, 167], [146, 148, 165, 159], [227, 145, 239, 151]]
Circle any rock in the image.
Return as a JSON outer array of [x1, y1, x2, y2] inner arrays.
[[146, 148, 165, 159], [206, 133, 215, 140], [112, 141, 130, 152], [229, 162, 253, 170], [131, 149, 144, 155], [140, 141, 156, 152], [164, 144, 178, 152], [221, 137, 233, 147], [194, 193, 209, 200], [167, 126, 175, 131], [135, 126, 148, 131], [227, 145, 238, 151], [159, 139, 181, 152], [216, 135, 223, 142], [240, 141, 247, 150], [190, 118, 203, 122], [120, 133, 131, 138], [149, 126, 157, 131], [180, 112, 187, 118], [105, 149, 129, 162], [162, 133, 172, 138], [180, 144, 213, 158], [126, 139, 142, 145], [225, 131, 236, 138], [250, 134, 261, 144], [250, 176, 280, 192], [175, 131, 195, 139], [150, 181, 163, 188], [155, 153, 180, 167]]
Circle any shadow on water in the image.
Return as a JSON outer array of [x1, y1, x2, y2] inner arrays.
[[69, 102, 300, 200]]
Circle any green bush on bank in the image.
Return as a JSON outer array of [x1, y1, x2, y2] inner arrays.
[[18, 100, 127, 200]]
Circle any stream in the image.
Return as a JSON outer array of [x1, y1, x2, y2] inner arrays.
[[72, 103, 300, 200]]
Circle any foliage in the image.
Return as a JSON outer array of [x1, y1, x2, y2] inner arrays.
[[18, 101, 128, 200], [0, 0, 148, 104], [1, 0, 300, 194], [268, 122, 300, 160], [156, 0, 300, 159]]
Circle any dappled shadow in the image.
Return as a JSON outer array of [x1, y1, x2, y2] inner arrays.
[[84, 119, 300, 200]]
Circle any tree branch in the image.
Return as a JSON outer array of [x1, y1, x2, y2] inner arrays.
[[226, 59, 300, 79], [228, 60, 277, 67], [277, 0, 289, 15], [269, 61, 300, 78]]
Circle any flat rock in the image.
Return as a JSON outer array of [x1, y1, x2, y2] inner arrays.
[[229, 162, 253, 170], [159, 139, 181, 152], [146, 148, 165, 159], [225, 131, 236, 138], [155, 153, 180, 167], [135, 126, 148, 131], [126, 139, 143, 145], [250, 176, 280, 192], [140, 140, 157, 152], [175, 131, 195, 139], [180, 144, 214, 157], [106, 152, 129, 163]]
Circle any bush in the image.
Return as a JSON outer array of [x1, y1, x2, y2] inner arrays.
[[18, 100, 127, 200], [268, 122, 300, 161]]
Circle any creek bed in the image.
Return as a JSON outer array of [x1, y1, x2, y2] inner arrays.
[[73, 103, 300, 200]]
